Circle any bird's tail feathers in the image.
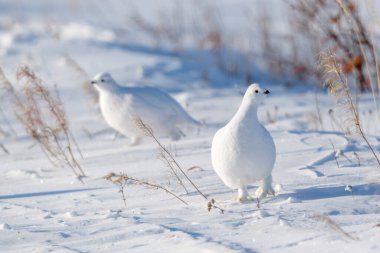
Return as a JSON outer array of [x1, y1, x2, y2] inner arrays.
[[177, 113, 202, 127]]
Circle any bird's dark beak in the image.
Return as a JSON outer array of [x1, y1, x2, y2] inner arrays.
[[264, 90, 270, 94], [91, 80, 96, 85]]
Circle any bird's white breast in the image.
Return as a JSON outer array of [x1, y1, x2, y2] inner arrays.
[[99, 91, 141, 137], [211, 119, 276, 189]]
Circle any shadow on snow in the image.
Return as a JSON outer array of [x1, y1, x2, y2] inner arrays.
[[283, 183, 380, 201], [0, 187, 104, 200]]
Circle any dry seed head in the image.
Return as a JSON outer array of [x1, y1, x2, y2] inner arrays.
[[134, 118, 154, 136], [319, 50, 359, 135], [13, 66, 85, 178], [207, 201, 212, 212], [104, 172, 116, 181], [114, 175, 127, 185]]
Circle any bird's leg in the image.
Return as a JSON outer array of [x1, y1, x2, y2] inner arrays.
[[234, 186, 252, 202], [130, 137, 141, 146], [255, 175, 275, 198]]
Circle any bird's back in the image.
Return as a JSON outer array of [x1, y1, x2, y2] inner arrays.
[[129, 86, 200, 126]]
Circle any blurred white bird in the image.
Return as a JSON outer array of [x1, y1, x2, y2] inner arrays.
[[91, 72, 200, 145], [211, 84, 276, 202]]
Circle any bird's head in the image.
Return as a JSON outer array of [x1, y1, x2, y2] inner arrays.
[[91, 72, 116, 91], [243, 83, 270, 106]]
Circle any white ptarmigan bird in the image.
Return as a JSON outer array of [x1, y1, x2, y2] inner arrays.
[[91, 72, 200, 145], [211, 84, 276, 202]]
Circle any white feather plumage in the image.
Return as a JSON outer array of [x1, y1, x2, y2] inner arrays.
[[91, 72, 200, 145], [211, 84, 276, 201]]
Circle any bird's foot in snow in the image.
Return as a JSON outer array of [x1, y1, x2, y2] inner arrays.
[[233, 195, 256, 203], [255, 185, 275, 198], [234, 187, 255, 203], [255, 175, 275, 198]]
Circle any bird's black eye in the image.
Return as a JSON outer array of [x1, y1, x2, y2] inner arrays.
[[255, 90, 259, 93], [100, 79, 105, 82]]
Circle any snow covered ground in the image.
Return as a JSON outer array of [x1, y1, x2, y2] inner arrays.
[[1, 1, 380, 252]]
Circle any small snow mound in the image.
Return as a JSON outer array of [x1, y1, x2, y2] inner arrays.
[[174, 93, 190, 109], [59, 23, 115, 42], [65, 211, 79, 218], [254, 210, 271, 219], [0, 223, 11, 230], [135, 66, 145, 79], [286, 197, 301, 203], [43, 214, 53, 219], [6, 169, 41, 179], [138, 228, 165, 234], [274, 184, 283, 192], [104, 210, 121, 219], [59, 232, 71, 238], [279, 219, 291, 227], [56, 219, 68, 226]]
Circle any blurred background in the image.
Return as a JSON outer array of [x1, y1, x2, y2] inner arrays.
[[1, 0, 380, 91]]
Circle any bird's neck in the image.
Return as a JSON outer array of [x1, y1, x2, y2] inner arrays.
[[99, 82, 125, 94], [234, 99, 259, 124]]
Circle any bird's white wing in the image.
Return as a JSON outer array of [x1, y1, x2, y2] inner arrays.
[[118, 88, 178, 124], [132, 87, 200, 125]]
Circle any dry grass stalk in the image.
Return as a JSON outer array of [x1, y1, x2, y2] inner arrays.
[[1, 66, 85, 180], [290, 1, 376, 91], [329, 140, 340, 168], [207, 198, 224, 213], [62, 54, 99, 104], [0, 68, 17, 136], [353, 152, 361, 166], [328, 108, 345, 132], [0, 143, 9, 154], [314, 90, 324, 130], [0, 106, 16, 137], [320, 51, 380, 168], [130, 3, 249, 81], [135, 118, 189, 194], [0, 127, 8, 137], [313, 214, 358, 240], [134, 118, 224, 213], [104, 172, 188, 208], [367, 0, 380, 101], [336, 0, 379, 119]]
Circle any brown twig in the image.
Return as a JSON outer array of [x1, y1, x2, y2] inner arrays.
[[0, 66, 86, 180], [320, 51, 380, 169], [0, 143, 9, 154], [134, 118, 225, 213], [104, 172, 188, 207], [313, 214, 358, 240], [329, 140, 340, 168]]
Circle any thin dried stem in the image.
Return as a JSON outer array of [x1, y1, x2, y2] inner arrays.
[[134, 118, 225, 213], [336, 0, 380, 120], [62, 54, 98, 104], [320, 51, 380, 169], [0, 143, 9, 154], [104, 172, 188, 207], [158, 150, 189, 193], [2, 66, 85, 180], [313, 214, 358, 240], [367, 0, 380, 103], [329, 140, 340, 168], [135, 119, 206, 199]]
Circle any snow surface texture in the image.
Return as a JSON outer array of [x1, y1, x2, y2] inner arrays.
[[212, 84, 276, 201], [1, 1, 380, 253], [91, 72, 200, 145]]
